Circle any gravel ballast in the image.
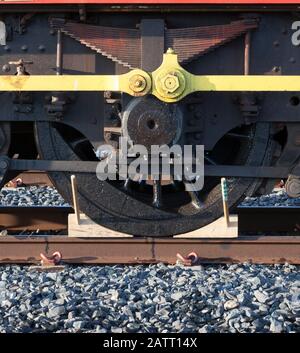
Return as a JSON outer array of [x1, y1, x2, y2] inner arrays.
[[240, 189, 300, 207], [0, 263, 299, 333], [0, 186, 299, 208], [0, 187, 299, 333], [0, 186, 69, 207]]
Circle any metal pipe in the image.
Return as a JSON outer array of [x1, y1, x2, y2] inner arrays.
[[56, 29, 63, 75], [244, 31, 251, 75]]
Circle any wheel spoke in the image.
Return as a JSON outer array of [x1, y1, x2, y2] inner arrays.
[[204, 155, 217, 165], [226, 132, 250, 139], [185, 181, 204, 209], [153, 179, 162, 208], [69, 137, 88, 151], [123, 178, 131, 191]]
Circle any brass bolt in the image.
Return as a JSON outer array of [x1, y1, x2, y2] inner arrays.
[[129, 74, 147, 93]]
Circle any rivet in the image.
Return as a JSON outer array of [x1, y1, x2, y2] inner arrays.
[[273, 41, 280, 47], [2, 64, 10, 73], [0, 159, 8, 170], [194, 132, 202, 140], [38, 45, 45, 52], [4, 45, 10, 52], [188, 119, 196, 126], [289, 57, 296, 63], [49, 29, 55, 35], [21, 45, 28, 51]]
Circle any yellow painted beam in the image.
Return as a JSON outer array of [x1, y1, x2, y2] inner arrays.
[[0, 69, 152, 97], [1, 74, 299, 93], [0, 50, 300, 103], [190, 75, 300, 92], [0, 75, 117, 91]]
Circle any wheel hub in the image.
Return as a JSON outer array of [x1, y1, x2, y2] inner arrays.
[[122, 97, 182, 150]]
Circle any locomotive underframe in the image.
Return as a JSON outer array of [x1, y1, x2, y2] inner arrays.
[[0, 5, 300, 236]]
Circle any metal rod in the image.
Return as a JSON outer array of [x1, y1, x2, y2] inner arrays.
[[56, 29, 63, 76], [221, 177, 230, 227], [244, 31, 251, 75], [71, 175, 80, 225]]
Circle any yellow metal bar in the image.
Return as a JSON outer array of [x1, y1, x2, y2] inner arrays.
[[190, 75, 300, 92], [1, 50, 300, 103], [0, 75, 117, 91], [1, 74, 299, 93], [0, 69, 152, 97]]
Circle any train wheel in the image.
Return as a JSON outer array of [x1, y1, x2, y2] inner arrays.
[[0, 123, 11, 187], [35, 121, 273, 237]]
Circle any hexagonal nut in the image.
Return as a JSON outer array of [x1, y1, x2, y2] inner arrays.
[[161, 74, 180, 93]]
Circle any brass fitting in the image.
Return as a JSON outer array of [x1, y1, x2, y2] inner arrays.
[[129, 74, 147, 93]]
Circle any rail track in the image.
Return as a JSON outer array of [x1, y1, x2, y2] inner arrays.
[[0, 236, 299, 265], [6, 171, 53, 187], [0, 205, 299, 264]]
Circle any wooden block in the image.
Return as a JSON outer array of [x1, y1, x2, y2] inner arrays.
[[174, 215, 238, 238], [68, 214, 133, 238], [69, 214, 237, 239]]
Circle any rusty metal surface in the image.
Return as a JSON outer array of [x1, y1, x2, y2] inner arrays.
[[166, 19, 258, 64], [8, 171, 53, 186], [0, 236, 299, 264], [51, 18, 257, 69], [0, 206, 72, 231], [51, 18, 140, 69]]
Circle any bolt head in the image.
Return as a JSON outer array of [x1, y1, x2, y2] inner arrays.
[[129, 74, 147, 94], [161, 73, 180, 93], [0, 159, 8, 170]]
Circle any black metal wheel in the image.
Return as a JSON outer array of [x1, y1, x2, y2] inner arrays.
[[35, 117, 274, 237], [0, 123, 11, 188]]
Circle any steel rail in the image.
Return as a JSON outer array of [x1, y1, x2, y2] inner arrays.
[[6, 171, 52, 186], [0, 236, 299, 264], [0, 206, 299, 264]]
